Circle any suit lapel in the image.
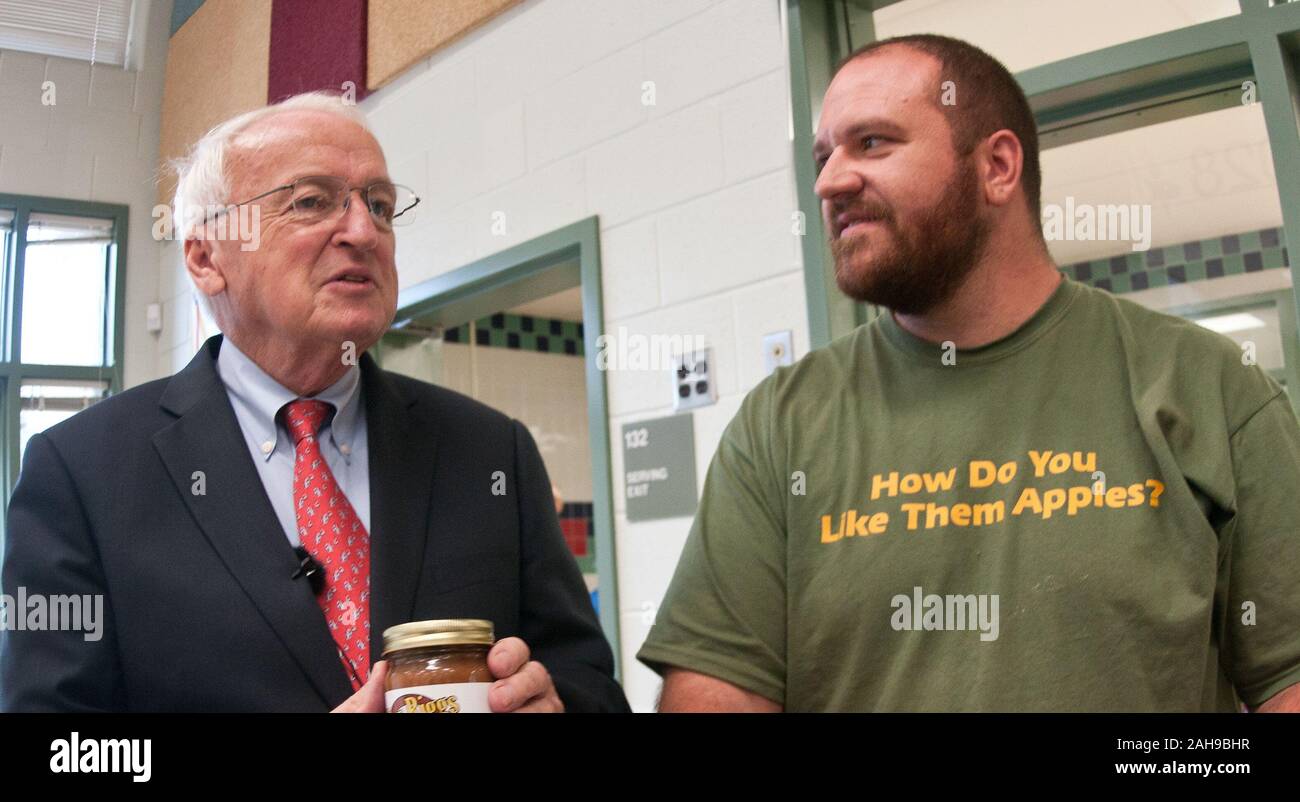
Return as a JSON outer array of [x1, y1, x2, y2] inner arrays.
[[361, 356, 438, 660], [152, 335, 354, 707]]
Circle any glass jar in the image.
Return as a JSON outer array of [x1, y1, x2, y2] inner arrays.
[[382, 619, 495, 713]]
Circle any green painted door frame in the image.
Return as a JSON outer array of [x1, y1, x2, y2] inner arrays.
[[786, 0, 863, 348], [789, 0, 1300, 351], [376, 216, 623, 677]]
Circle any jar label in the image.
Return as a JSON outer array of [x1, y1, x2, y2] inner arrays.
[[386, 682, 492, 713]]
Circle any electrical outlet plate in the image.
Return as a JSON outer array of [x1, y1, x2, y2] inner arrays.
[[763, 330, 794, 375], [145, 302, 163, 333], [672, 347, 716, 411]]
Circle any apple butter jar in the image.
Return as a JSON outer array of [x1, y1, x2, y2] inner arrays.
[[382, 619, 495, 713]]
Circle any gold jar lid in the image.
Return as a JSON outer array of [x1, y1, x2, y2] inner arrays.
[[382, 619, 495, 656]]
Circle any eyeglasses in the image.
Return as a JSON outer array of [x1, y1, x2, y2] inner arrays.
[[205, 175, 420, 230]]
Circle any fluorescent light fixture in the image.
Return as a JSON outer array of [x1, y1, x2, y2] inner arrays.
[[1194, 312, 1266, 334]]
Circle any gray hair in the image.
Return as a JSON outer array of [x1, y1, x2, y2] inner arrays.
[[170, 92, 373, 325]]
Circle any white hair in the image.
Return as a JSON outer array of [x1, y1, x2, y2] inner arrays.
[[170, 92, 373, 325]]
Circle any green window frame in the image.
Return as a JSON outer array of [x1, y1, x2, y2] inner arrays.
[[0, 193, 129, 551]]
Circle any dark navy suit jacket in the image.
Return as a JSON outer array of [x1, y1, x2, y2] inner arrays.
[[0, 334, 628, 712]]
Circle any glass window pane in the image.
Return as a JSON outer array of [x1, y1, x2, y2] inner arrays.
[[19, 379, 108, 458], [1042, 103, 1279, 269], [1190, 302, 1285, 373], [1, 209, 12, 357], [1042, 102, 1297, 391], [872, 0, 1239, 73], [21, 212, 113, 366]]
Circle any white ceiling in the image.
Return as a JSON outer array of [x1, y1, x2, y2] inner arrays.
[[874, 0, 1240, 73], [506, 286, 584, 321], [1040, 102, 1281, 265]]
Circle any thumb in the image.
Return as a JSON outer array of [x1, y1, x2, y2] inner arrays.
[[331, 660, 388, 713]]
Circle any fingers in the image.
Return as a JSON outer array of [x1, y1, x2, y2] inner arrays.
[[330, 660, 387, 713], [329, 650, 561, 713], [489, 660, 561, 713], [512, 689, 565, 714], [487, 637, 530, 680]]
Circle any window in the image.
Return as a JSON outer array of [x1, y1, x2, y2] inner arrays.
[[0, 0, 134, 66], [1039, 100, 1300, 393], [1189, 299, 1292, 387], [21, 213, 114, 366], [19, 379, 109, 456], [0, 194, 126, 548], [790, 0, 1300, 407]]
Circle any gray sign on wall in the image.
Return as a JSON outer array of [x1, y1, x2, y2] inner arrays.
[[622, 414, 698, 522]]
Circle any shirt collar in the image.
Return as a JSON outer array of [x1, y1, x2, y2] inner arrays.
[[216, 337, 363, 462]]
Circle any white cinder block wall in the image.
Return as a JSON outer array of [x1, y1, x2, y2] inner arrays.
[[365, 0, 809, 712], [159, 0, 810, 711], [0, 0, 172, 390]]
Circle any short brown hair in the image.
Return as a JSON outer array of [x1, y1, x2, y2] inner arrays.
[[836, 34, 1042, 224]]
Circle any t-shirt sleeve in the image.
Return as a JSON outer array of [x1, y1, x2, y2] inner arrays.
[[1220, 392, 1300, 707], [636, 385, 788, 705]]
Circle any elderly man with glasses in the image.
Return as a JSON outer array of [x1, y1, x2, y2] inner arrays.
[[0, 93, 628, 713]]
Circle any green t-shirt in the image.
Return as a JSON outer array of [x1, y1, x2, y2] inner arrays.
[[638, 276, 1300, 711]]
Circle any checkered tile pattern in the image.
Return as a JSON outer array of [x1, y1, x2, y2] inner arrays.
[[1061, 227, 1287, 294], [443, 313, 585, 356], [558, 502, 595, 575]]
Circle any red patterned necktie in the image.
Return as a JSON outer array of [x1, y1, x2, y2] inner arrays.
[[284, 398, 370, 691]]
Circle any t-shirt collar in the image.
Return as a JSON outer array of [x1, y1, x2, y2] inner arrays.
[[878, 271, 1080, 366]]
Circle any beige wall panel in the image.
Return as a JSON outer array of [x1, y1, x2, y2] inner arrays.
[[157, 0, 272, 205], [368, 0, 521, 90]]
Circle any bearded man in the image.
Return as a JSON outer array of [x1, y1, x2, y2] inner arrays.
[[637, 35, 1300, 712]]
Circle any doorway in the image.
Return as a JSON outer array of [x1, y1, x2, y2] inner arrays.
[[373, 217, 622, 675]]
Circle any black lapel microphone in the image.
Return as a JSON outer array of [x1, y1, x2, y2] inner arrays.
[[291, 546, 326, 596]]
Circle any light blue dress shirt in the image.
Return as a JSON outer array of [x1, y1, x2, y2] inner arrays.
[[216, 337, 370, 546]]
